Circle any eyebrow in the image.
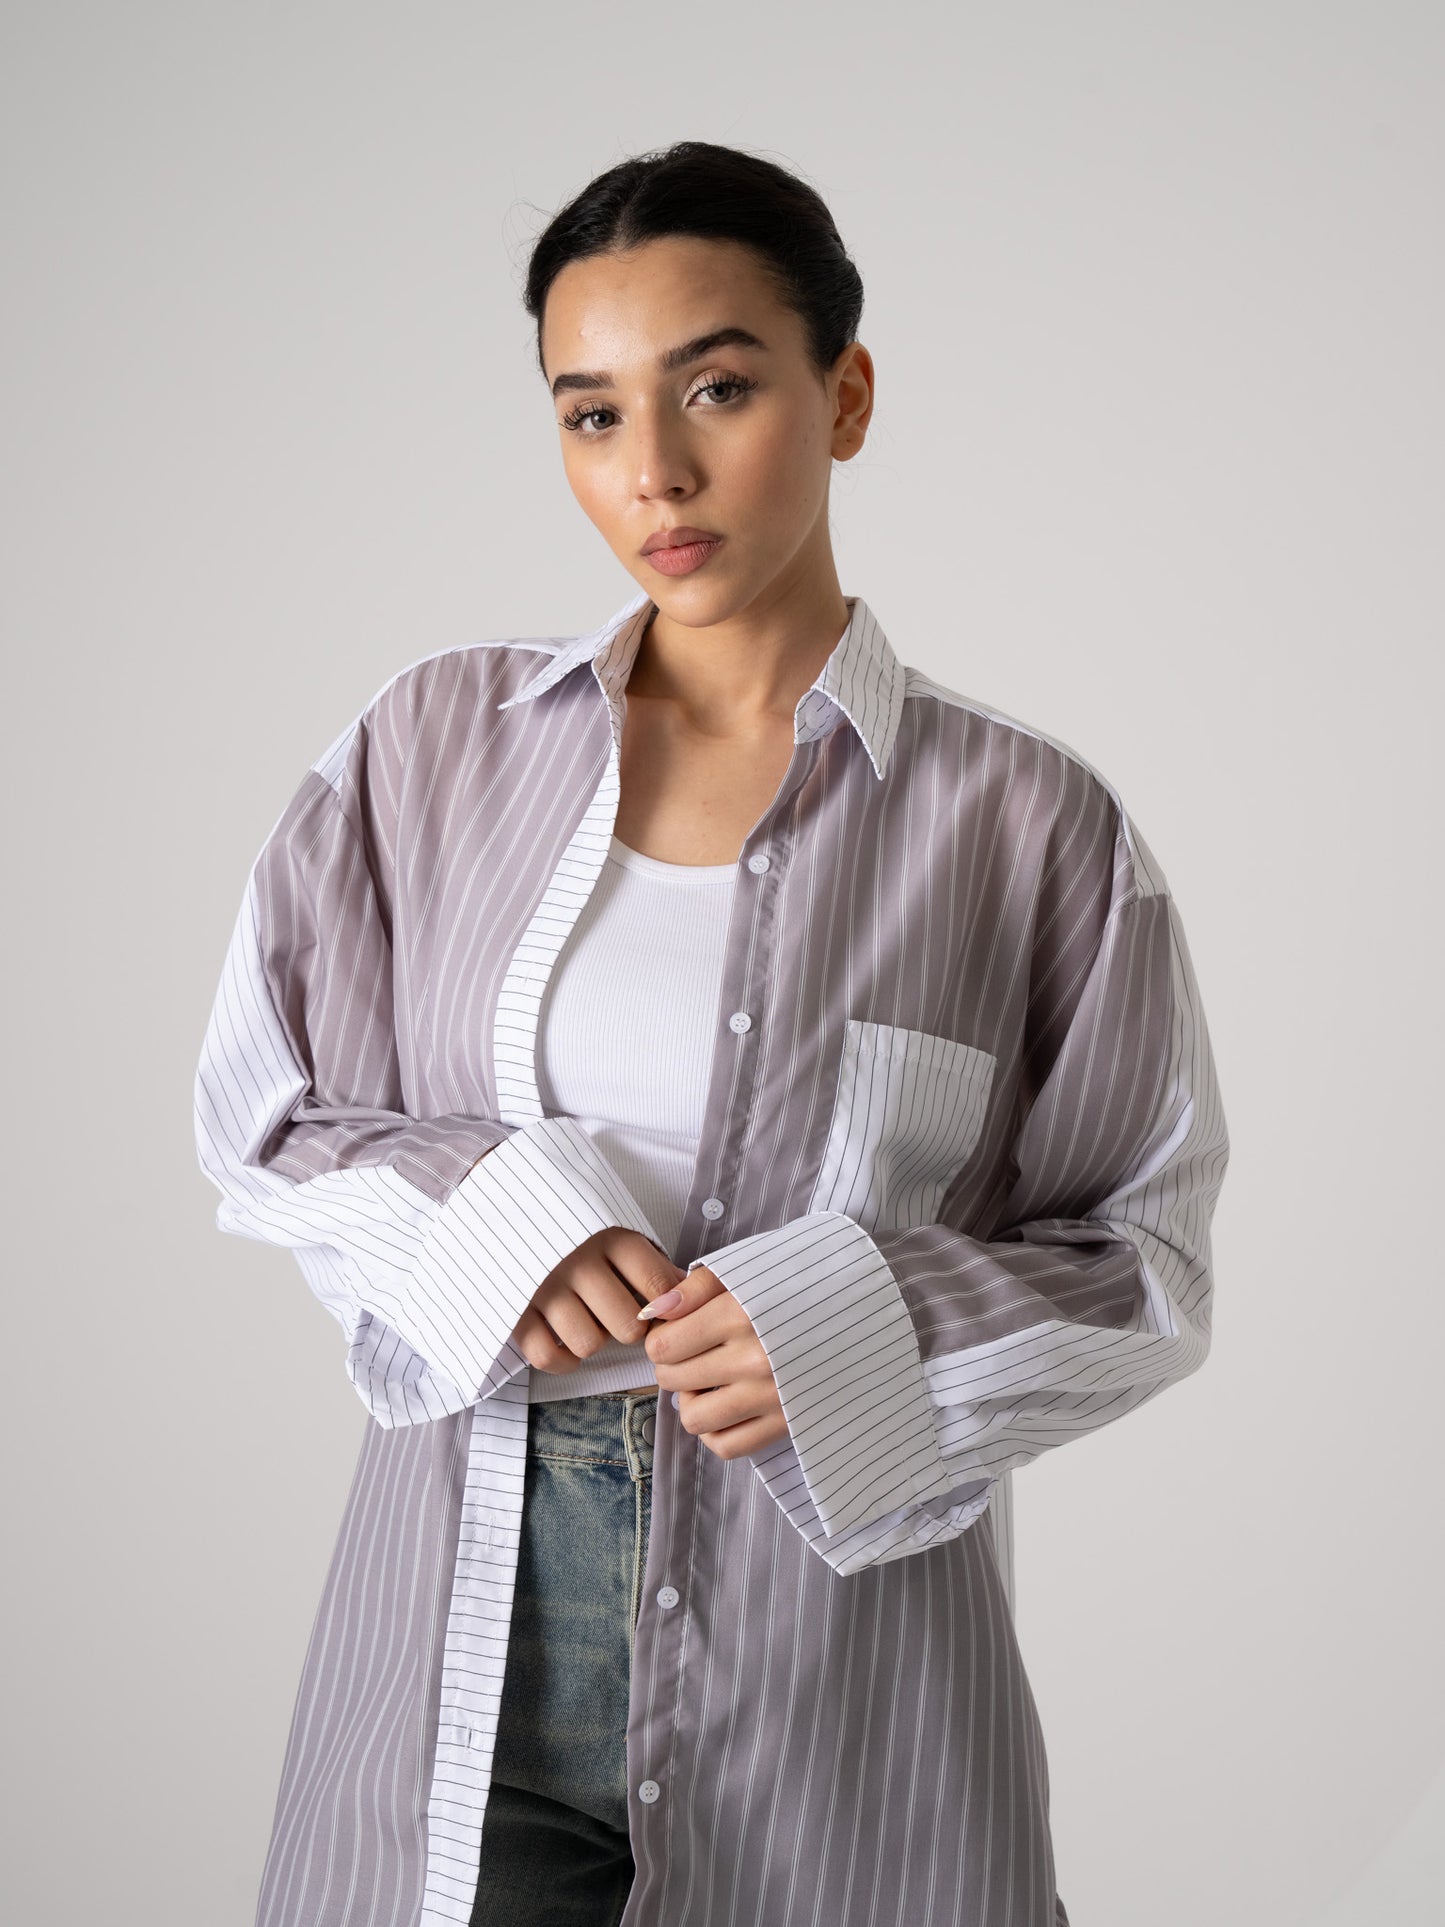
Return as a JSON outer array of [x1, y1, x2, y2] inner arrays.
[[549, 326, 770, 400]]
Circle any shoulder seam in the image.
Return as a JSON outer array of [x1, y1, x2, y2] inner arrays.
[[903, 667, 1167, 899], [308, 635, 571, 795]]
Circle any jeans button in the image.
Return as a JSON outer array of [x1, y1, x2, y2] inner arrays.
[[640, 1413, 655, 1444]]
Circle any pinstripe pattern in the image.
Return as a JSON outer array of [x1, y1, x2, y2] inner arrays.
[[195, 588, 1226, 1925]]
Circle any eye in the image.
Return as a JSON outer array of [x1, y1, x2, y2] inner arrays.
[[688, 373, 758, 408], [559, 401, 618, 435], [559, 372, 758, 437]]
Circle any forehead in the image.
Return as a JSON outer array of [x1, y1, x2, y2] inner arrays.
[[541, 236, 791, 370]]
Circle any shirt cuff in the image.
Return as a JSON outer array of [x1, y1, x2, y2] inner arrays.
[[400, 1113, 666, 1397], [687, 1210, 952, 1541]]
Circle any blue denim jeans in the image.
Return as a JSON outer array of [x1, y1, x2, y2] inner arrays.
[[470, 1389, 658, 1927]]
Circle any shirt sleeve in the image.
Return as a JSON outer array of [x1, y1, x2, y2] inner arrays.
[[194, 763, 666, 1428], [687, 810, 1228, 1577]]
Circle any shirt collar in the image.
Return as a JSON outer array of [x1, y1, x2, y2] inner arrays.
[[496, 589, 907, 781]]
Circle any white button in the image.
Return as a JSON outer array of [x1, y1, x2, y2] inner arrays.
[[701, 1197, 725, 1219], [656, 1585, 679, 1608], [728, 1010, 752, 1033], [747, 852, 770, 873], [670, 1391, 681, 1408], [638, 1779, 661, 1803]]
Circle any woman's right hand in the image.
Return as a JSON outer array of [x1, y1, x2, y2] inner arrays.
[[508, 1227, 688, 1375]]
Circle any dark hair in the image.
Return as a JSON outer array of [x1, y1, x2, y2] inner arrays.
[[522, 140, 863, 387]]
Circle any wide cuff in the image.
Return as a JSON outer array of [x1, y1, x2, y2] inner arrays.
[[400, 1113, 666, 1398], [687, 1210, 954, 1541]]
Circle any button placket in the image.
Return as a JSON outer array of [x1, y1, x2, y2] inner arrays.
[[683, 742, 817, 1272]]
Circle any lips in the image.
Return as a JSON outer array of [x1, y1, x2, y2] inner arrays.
[[643, 535, 724, 577], [641, 526, 722, 554]]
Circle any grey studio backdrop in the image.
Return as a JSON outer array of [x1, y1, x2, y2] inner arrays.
[[3, 4, 1440, 1924]]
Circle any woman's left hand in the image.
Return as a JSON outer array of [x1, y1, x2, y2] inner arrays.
[[637, 1264, 788, 1460]]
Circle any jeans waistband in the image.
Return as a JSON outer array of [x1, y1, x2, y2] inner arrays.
[[525, 1388, 658, 1477]]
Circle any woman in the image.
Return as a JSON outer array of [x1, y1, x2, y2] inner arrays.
[[195, 140, 1227, 1927]]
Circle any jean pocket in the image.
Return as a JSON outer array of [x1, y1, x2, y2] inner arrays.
[[805, 1019, 996, 1237]]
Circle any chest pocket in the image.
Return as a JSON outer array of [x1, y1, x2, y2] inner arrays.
[[806, 1019, 997, 1238]]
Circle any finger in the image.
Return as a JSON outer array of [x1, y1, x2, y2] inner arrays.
[[635, 1261, 727, 1326], [564, 1246, 684, 1347], [532, 1279, 612, 1361], [540, 1246, 672, 1354], [651, 1337, 749, 1391], [600, 1226, 687, 1307], [697, 1411, 791, 1461], [673, 1380, 771, 1436], [512, 1306, 582, 1375], [586, 1267, 675, 1347], [644, 1301, 741, 1367]]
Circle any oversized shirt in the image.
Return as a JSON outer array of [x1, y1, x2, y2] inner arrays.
[[193, 588, 1227, 1927]]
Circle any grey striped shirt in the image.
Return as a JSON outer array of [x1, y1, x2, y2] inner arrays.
[[194, 589, 1227, 1926]]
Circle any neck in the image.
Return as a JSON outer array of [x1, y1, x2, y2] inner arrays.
[[626, 578, 852, 734]]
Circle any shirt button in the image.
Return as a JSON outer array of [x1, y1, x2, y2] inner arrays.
[[746, 852, 770, 873], [670, 1391, 681, 1409], [728, 1010, 752, 1033], [701, 1197, 725, 1219], [638, 1779, 661, 1803], [656, 1585, 679, 1608]]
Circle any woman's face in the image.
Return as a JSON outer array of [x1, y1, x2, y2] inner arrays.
[[539, 235, 872, 622]]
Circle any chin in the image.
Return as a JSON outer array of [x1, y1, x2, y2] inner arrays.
[[633, 570, 744, 622]]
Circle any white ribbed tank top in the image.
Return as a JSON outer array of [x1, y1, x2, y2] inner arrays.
[[529, 834, 737, 1400]]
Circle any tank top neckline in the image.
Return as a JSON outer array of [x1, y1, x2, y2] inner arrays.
[[607, 835, 738, 883]]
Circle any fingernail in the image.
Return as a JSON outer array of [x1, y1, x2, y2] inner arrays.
[[637, 1287, 684, 1320]]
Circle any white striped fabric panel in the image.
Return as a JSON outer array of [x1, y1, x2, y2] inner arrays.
[[490, 752, 620, 1125], [806, 1018, 998, 1235], [385, 1114, 668, 1399], [491, 615, 637, 1127], [685, 1209, 965, 1543], [422, 1386, 530, 1926], [291, 1241, 474, 1427], [714, 1428, 999, 1580]]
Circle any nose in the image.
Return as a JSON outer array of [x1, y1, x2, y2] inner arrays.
[[629, 412, 696, 501]]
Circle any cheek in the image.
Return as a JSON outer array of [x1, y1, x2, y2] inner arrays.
[[731, 410, 827, 512], [561, 453, 608, 519]]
